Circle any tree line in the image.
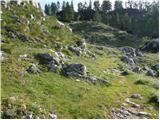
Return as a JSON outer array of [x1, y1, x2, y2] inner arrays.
[[44, 0, 159, 38]]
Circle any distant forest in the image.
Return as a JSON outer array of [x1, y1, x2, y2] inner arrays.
[[44, 0, 159, 38]]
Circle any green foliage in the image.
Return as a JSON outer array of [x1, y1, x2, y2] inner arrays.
[[69, 21, 143, 48], [114, 0, 123, 10], [101, 0, 112, 13], [1, 1, 159, 119], [93, 11, 101, 22]]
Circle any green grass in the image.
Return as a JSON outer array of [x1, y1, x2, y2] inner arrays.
[[1, 3, 159, 119], [1, 43, 159, 118], [69, 21, 146, 48]]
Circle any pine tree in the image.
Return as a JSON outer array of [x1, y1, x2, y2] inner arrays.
[[89, 0, 92, 9], [93, 11, 101, 22], [114, 0, 123, 10], [44, 4, 50, 15], [94, 0, 100, 11], [101, 0, 112, 13], [50, 2, 57, 16], [56, 1, 60, 12]]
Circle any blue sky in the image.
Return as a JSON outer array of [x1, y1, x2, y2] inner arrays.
[[38, 0, 154, 11]]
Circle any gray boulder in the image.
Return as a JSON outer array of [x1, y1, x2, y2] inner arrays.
[[146, 69, 154, 77], [121, 56, 135, 65], [37, 53, 61, 64], [135, 49, 143, 57], [37, 53, 53, 64], [62, 63, 87, 77], [27, 64, 41, 74], [68, 46, 82, 56], [140, 39, 159, 53], [48, 63, 61, 73], [85, 49, 96, 59], [7, 29, 31, 42], [0, 50, 4, 61], [131, 94, 142, 99], [119, 47, 136, 57], [132, 66, 142, 73], [85, 76, 109, 85], [16, 32, 31, 42]]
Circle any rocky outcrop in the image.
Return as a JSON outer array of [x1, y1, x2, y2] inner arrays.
[[68, 46, 82, 56], [132, 66, 142, 73], [121, 55, 135, 65], [119, 47, 143, 57], [4, 27, 32, 42], [36, 53, 63, 73], [111, 107, 151, 119], [146, 69, 154, 77], [131, 94, 142, 99], [62, 63, 87, 77]]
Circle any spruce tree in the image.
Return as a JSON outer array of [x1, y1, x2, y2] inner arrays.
[[101, 0, 112, 13]]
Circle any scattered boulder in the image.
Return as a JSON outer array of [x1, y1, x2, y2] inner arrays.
[[79, 40, 87, 50], [131, 94, 142, 99], [121, 56, 135, 65], [48, 112, 57, 119], [85, 49, 96, 59], [132, 66, 142, 73], [30, 14, 35, 21], [57, 21, 65, 28], [68, 46, 82, 56], [56, 52, 68, 60], [125, 98, 141, 109], [146, 69, 154, 77], [66, 26, 72, 32], [140, 38, 159, 53], [49, 50, 68, 61], [37, 53, 61, 65], [111, 107, 152, 119], [1, 1, 7, 8], [119, 47, 136, 57], [85, 76, 109, 85], [11, 15, 20, 22], [138, 112, 151, 117], [0, 50, 4, 61], [48, 62, 61, 73], [62, 63, 87, 77], [27, 64, 41, 74], [37, 53, 54, 64], [19, 54, 29, 61], [36, 53, 63, 72], [6, 29, 31, 42], [26, 112, 33, 119], [135, 49, 143, 57]]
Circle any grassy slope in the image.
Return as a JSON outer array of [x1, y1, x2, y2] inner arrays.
[[1, 3, 159, 119], [69, 21, 146, 48]]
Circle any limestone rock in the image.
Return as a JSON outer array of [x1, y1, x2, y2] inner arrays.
[[27, 64, 41, 74], [121, 55, 135, 65], [146, 69, 154, 77], [62, 63, 87, 77]]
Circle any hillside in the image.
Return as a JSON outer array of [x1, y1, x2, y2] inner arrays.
[[69, 21, 144, 48], [1, 2, 159, 119]]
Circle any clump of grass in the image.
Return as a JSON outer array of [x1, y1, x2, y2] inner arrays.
[[134, 79, 149, 85], [148, 93, 159, 109]]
